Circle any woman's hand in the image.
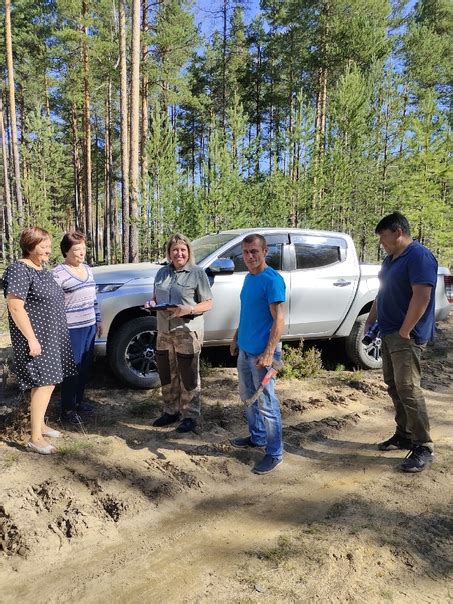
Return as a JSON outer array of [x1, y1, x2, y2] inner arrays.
[[7, 295, 41, 355], [172, 304, 194, 317], [96, 322, 103, 337], [144, 299, 156, 309], [28, 337, 42, 357]]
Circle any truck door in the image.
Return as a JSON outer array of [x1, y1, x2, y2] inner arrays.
[[288, 234, 359, 336], [203, 234, 290, 342]]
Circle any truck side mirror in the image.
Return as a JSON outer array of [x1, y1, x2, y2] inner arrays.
[[206, 258, 235, 275]]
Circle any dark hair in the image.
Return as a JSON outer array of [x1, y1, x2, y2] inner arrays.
[[375, 212, 411, 235], [60, 231, 86, 257], [166, 233, 194, 265], [19, 227, 51, 257], [241, 233, 267, 249]]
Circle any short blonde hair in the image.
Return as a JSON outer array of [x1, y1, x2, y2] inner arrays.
[[166, 233, 194, 265]]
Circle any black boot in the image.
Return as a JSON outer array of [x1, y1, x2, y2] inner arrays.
[[153, 412, 181, 427], [176, 418, 197, 433]]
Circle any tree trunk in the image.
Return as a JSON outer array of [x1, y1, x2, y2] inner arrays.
[[129, 0, 141, 263], [269, 71, 274, 174], [70, 104, 83, 230], [104, 80, 113, 264], [0, 96, 14, 261], [5, 0, 24, 225], [191, 114, 196, 190], [82, 0, 93, 258], [314, 66, 328, 158], [312, 1, 330, 210], [140, 0, 150, 260], [94, 114, 100, 263], [221, 0, 229, 132], [44, 74, 51, 118], [119, 0, 130, 262], [112, 192, 120, 262], [313, 65, 328, 209], [255, 41, 262, 174]]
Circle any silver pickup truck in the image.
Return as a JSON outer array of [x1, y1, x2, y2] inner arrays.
[[92, 228, 452, 388]]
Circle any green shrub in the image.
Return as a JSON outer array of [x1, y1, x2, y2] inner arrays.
[[199, 358, 212, 377], [281, 341, 323, 379]]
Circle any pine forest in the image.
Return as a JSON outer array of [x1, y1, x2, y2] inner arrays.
[[0, 0, 452, 266]]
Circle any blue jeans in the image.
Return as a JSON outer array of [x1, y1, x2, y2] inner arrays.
[[237, 345, 283, 459], [61, 324, 96, 414]]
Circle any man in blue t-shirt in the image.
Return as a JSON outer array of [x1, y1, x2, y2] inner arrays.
[[365, 212, 437, 473], [230, 234, 286, 474]]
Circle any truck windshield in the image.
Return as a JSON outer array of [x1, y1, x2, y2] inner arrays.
[[192, 233, 239, 264]]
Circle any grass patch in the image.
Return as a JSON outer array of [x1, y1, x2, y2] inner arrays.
[[199, 358, 213, 377], [58, 437, 111, 458], [281, 342, 323, 379], [1, 450, 20, 467], [128, 400, 154, 417], [255, 535, 298, 565], [335, 367, 366, 382], [351, 368, 365, 381]]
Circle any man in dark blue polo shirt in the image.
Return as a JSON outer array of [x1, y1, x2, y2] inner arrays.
[[365, 212, 438, 473]]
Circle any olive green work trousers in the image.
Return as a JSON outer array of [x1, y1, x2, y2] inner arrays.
[[381, 332, 433, 452]]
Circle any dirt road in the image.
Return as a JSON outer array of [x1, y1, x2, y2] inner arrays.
[[1, 318, 452, 603]]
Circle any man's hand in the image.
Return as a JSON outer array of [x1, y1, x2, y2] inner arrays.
[[398, 284, 432, 339], [256, 350, 273, 368], [230, 340, 238, 356], [365, 300, 378, 332]]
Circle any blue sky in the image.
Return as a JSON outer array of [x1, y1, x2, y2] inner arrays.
[[193, 0, 261, 38]]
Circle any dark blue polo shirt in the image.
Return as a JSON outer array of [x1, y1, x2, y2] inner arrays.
[[377, 241, 437, 343]]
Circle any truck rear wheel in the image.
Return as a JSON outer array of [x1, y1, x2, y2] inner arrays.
[[345, 313, 382, 370], [108, 316, 161, 389]]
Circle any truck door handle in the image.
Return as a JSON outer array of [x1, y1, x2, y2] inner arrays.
[[333, 279, 351, 287]]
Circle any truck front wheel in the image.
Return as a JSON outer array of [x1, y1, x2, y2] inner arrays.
[[345, 313, 382, 370], [108, 316, 161, 389]]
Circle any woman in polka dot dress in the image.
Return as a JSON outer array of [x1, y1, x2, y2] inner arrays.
[[3, 227, 77, 455]]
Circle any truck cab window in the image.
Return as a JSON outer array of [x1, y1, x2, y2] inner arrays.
[[225, 243, 283, 272], [294, 243, 341, 269]]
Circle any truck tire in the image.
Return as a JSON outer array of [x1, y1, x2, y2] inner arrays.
[[345, 313, 382, 370], [108, 316, 161, 389]]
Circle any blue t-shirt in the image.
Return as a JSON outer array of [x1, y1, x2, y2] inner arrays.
[[237, 266, 286, 355], [377, 241, 437, 343]]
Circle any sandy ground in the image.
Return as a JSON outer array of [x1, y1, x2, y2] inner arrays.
[[0, 316, 452, 604]]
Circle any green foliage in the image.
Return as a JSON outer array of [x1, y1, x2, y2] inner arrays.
[[1, 0, 451, 267], [21, 111, 73, 242], [281, 342, 323, 380], [199, 358, 213, 378]]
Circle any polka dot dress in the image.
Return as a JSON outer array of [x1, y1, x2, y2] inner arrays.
[[3, 261, 77, 391]]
